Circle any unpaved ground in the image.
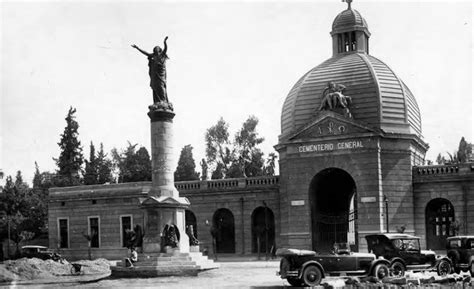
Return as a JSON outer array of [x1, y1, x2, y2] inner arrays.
[[15, 261, 473, 289], [1, 259, 473, 288]]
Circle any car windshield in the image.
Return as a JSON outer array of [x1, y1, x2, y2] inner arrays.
[[392, 239, 420, 251], [449, 239, 461, 248]]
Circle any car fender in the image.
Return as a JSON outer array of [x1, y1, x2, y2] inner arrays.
[[299, 260, 325, 279], [434, 256, 453, 268], [370, 258, 390, 274], [389, 257, 406, 268]]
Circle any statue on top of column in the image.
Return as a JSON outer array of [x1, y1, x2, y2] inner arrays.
[[132, 36, 173, 110]]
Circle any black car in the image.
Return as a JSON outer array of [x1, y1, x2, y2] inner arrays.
[[276, 243, 390, 287], [20, 245, 61, 261], [446, 236, 474, 276], [365, 233, 452, 277]]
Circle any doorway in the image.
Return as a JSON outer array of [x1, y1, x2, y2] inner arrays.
[[309, 168, 357, 252]]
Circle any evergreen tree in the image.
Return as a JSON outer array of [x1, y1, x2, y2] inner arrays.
[[31, 163, 51, 234], [84, 142, 98, 185], [457, 137, 472, 163], [96, 143, 113, 184], [54, 107, 84, 186], [174, 145, 200, 181]]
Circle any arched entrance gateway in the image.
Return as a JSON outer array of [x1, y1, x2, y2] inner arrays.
[[309, 168, 357, 252], [426, 198, 455, 250], [212, 208, 235, 253]]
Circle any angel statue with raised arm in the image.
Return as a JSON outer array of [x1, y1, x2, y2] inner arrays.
[[132, 36, 169, 103]]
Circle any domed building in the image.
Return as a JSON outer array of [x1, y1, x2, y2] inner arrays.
[[276, 1, 428, 252], [42, 2, 473, 262]]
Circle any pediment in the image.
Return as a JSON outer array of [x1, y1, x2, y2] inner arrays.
[[288, 111, 379, 140], [140, 196, 190, 206]]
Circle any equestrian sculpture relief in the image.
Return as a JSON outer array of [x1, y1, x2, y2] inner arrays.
[[319, 81, 352, 118]]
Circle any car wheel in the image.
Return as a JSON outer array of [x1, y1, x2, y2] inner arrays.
[[373, 263, 389, 280], [390, 261, 405, 277], [302, 265, 322, 286], [286, 277, 303, 287], [437, 259, 452, 276]]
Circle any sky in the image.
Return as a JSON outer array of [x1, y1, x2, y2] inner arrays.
[[1, 0, 472, 185]]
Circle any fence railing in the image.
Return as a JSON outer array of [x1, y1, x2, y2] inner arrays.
[[414, 165, 459, 176], [175, 176, 279, 191]]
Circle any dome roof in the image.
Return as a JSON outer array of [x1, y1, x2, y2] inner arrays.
[[280, 53, 422, 139], [332, 8, 370, 35]]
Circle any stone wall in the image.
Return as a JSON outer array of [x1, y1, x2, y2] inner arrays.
[[413, 163, 474, 250]]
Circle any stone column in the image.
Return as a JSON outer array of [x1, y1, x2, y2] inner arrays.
[[148, 108, 178, 198], [141, 105, 189, 254]]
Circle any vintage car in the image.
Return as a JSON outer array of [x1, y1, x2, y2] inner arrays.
[[20, 245, 61, 261], [365, 233, 452, 277], [446, 235, 474, 276], [276, 243, 390, 287]]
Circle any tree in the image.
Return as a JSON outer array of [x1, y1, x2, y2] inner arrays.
[[84, 142, 98, 185], [31, 162, 51, 236], [264, 152, 278, 176], [174, 145, 200, 181], [233, 116, 265, 177], [0, 171, 45, 257], [54, 107, 84, 186], [457, 137, 472, 163], [200, 158, 208, 181], [205, 118, 234, 178], [436, 153, 447, 165], [96, 143, 113, 184], [112, 142, 152, 183], [205, 116, 268, 179]]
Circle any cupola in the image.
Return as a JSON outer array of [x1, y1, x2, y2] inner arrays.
[[331, 0, 370, 56]]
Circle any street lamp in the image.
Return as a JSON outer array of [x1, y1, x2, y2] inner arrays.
[[383, 195, 389, 233]]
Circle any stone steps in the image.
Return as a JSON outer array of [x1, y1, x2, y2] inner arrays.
[[111, 251, 219, 278]]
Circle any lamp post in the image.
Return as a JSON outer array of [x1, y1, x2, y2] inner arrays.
[[263, 201, 268, 261], [383, 195, 389, 233]]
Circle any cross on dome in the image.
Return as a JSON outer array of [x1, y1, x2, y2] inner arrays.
[[342, 0, 353, 10]]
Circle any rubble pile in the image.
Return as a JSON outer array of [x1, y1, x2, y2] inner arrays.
[[2, 258, 111, 280], [338, 272, 473, 287]]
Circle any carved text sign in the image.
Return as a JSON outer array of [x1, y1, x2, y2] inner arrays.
[[298, 140, 364, 153]]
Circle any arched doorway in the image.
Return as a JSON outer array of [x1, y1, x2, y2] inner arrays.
[[212, 208, 235, 253], [185, 210, 198, 238], [426, 198, 455, 250], [251, 206, 275, 254], [309, 168, 357, 252]]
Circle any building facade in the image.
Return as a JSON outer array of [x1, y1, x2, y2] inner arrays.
[[48, 4, 474, 260]]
